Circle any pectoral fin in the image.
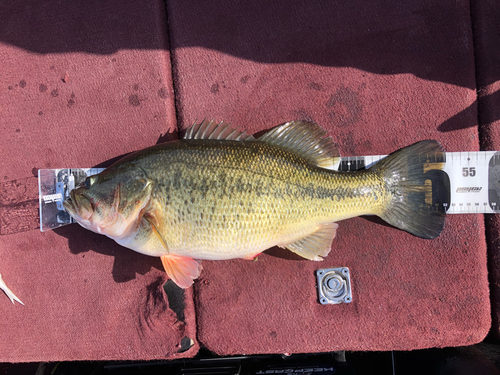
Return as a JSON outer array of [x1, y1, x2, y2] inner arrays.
[[143, 214, 203, 288], [279, 222, 338, 261], [160, 255, 203, 289], [143, 212, 169, 251]]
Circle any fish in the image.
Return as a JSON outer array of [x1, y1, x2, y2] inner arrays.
[[63, 120, 446, 289]]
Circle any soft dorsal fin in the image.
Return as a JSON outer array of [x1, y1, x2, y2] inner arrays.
[[258, 121, 340, 170], [184, 119, 255, 141]]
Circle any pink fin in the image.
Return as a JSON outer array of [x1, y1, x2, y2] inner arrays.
[[243, 253, 261, 260], [160, 255, 202, 289]]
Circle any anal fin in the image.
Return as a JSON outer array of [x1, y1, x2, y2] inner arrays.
[[161, 255, 203, 289], [279, 222, 338, 261]]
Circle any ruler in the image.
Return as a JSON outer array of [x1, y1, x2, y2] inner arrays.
[[38, 168, 105, 232], [338, 151, 500, 214]]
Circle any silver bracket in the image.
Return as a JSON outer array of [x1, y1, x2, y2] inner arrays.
[[39, 168, 104, 232], [316, 267, 352, 305]]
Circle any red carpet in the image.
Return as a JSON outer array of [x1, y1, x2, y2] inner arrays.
[[167, 0, 490, 353], [471, 0, 500, 340], [0, 0, 494, 361], [0, 0, 197, 361]]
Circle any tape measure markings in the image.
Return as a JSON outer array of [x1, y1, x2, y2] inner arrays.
[[338, 151, 500, 214]]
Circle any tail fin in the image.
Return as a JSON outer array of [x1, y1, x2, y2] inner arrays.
[[371, 140, 446, 239]]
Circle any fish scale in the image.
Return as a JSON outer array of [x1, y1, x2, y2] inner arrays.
[[139, 140, 388, 260]]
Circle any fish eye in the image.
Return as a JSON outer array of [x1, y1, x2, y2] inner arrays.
[[84, 176, 97, 188]]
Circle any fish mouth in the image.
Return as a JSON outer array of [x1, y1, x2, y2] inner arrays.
[[63, 189, 93, 221]]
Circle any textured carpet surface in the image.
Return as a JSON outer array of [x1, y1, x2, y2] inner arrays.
[[0, 0, 197, 362], [167, 0, 491, 353], [471, 0, 500, 340], [0, 0, 495, 361]]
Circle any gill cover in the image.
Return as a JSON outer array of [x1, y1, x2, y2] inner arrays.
[[64, 165, 153, 239]]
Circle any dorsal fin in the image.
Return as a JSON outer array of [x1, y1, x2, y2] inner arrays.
[[184, 119, 255, 141], [258, 121, 340, 170]]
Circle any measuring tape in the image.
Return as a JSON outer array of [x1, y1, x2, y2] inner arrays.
[[338, 151, 500, 214]]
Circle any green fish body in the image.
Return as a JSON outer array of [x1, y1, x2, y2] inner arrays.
[[64, 121, 446, 288]]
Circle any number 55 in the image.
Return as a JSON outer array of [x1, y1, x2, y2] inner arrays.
[[462, 167, 476, 177]]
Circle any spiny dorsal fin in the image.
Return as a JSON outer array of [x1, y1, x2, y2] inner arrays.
[[184, 119, 255, 141], [278, 222, 338, 261], [258, 121, 340, 170]]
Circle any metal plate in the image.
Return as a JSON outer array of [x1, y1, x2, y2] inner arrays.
[[316, 267, 352, 305], [38, 168, 104, 232]]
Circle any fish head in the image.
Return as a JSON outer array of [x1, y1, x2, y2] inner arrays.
[[63, 165, 153, 239]]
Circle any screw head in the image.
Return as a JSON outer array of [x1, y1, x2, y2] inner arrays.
[[326, 276, 342, 291]]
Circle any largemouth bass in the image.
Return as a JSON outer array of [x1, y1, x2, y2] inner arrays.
[[64, 120, 446, 288]]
